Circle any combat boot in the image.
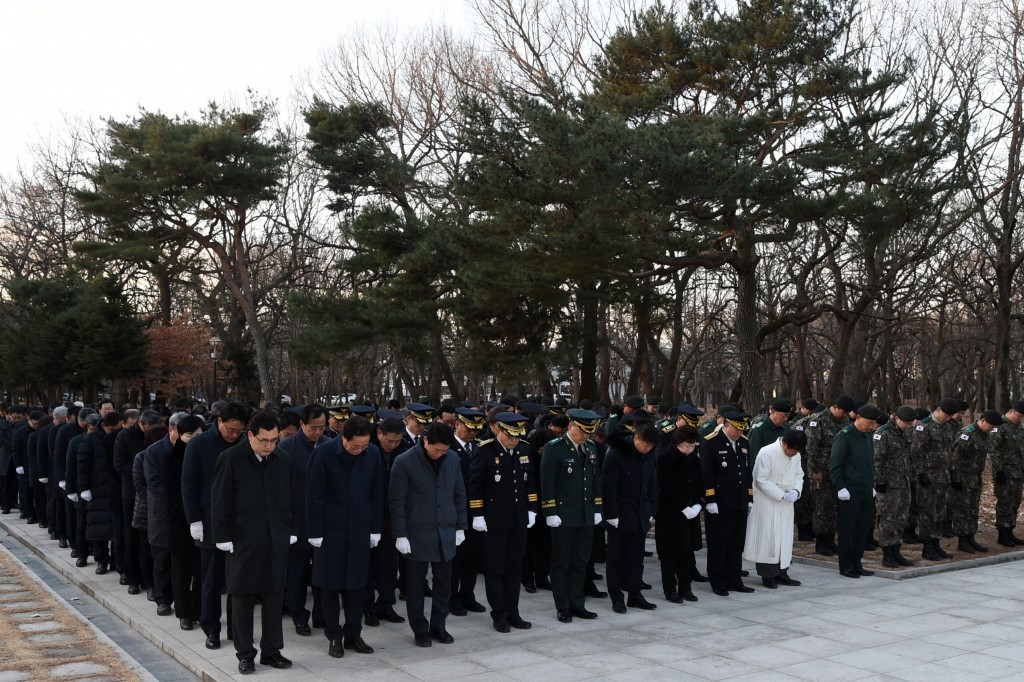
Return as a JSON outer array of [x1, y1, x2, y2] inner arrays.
[[902, 527, 920, 544], [826, 535, 839, 553], [935, 539, 953, 559], [920, 538, 941, 561], [1012, 529, 1024, 546], [797, 524, 814, 541], [956, 536, 976, 554], [942, 520, 955, 539], [893, 544, 914, 566], [881, 546, 898, 568], [814, 535, 835, 557], [967, 534, 988, 553], [997, 527, 1016, 547]]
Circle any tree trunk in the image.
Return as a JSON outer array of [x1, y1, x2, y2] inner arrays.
[[733, 238, 765, 409]]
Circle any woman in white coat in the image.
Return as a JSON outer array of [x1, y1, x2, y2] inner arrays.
[[743, 430, 807, 588]]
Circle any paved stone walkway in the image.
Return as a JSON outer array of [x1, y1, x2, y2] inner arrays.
[[4, 512, 1024, 681]]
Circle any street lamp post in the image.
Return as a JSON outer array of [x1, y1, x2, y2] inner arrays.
[[210, 335, 222, 402]]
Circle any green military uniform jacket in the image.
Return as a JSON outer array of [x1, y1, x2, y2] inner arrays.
[[540, 435, 602, 527], [872, 423, 912, 490], [747, 418, 789, 468], [829, 425, 875, 492], [989, 421, 1024, 481]]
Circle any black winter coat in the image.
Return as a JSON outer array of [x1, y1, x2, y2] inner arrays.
[[143, 436, 174, 548], [132, 450, 148, 530], [114, 424, 146, 503], [161, 440, 195, 554], [278, 430, 321, 541], [182, 426, 239, 549], [78, 428, 121, 542], [602, 434, 658, 535], [53, 422, 83, 487]]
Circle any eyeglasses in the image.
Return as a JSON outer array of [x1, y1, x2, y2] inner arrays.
[[222, 425, 245, 436], [253, 435, 279, 445]]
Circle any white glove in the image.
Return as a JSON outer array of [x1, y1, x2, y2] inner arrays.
[[782, 490, 798, 503], [527, 511, 536, 528], [872, 488, 877, 498], [607, 518, 619, 528], [546, 515, 562, 528], [309, 537, 323, 548], [39, 477, 48, 484], [289, 535, 297, 545], [370, 533, 380, 548], [472, 517, 488, 532], [594, 512, 603, 525], [189, 521, 204, 542], [706, 502, 719, 514], [66, 493, 79, 502], [58, 480, 66, 490], [396, 537, 411, 554], [216, 542, 234, 553], [837, 488, 851, 501], [81, 490, 93, 502], [748, 502, 753, 514], [15, 467, 24, 475], [682, 506, 698, 520], [455, 529, 466, 546]]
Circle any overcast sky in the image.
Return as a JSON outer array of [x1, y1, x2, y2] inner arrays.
[[0, 0, 472, 174]]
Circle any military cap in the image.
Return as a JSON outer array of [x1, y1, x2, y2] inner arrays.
[[958, 399, 970, 413], [719, 402, 740, 413], [833, 395, 857, 412], [349, 404, 376, 422], [982, 410, 1004, 426], [895, 405, 917, 422], [676, 403, 705, 427], [579, 399, 594, 410], [328, 405, 350, 421], [459, 399, 480, 409], [620, 413, 637, 432], [771, 397, 793, 413], [567, 408, 602, 434], [1012, 400, 1024, 414], [644, 395, 660, 407], [406, 403, 436, 424], [624, 395, 644, 410], [720, 410, 750, 431], [857, 404, 883, 422], [378, 408, 402, 421], [802, 398, 819, 411], [939, 398, 960, 416], [517, 401, 544, 415], [914, 407, 930, 421], [455, 408, 486, 430], [494, 412, 529, 437], [593, 405, 609, 419]]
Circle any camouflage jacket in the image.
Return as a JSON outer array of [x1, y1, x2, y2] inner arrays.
[[804, 409, 849, 475], [872, 423, 913, 489], [989, 420, 1024, 480], [952, 423, 989, 482], [910, 413, 955, 479]]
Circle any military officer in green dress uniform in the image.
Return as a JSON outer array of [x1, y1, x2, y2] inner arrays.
[[747, 397, 793, 468]]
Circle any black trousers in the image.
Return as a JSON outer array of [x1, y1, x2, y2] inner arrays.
[[200, 547, 226, 637], [451, 528, 482, 608], [170, 546, 202, 620], [0, 461, 17, 510], [365, 537, 398, 614], [122, 503, 142, 586], [74, 505, 89, 558], [606, 528, 646, 602], [33, 479, 47, 524], [286, 543, 322, 627], [706, 510, 747, 591], [231, 591, 283, 661], [151, 545, 173, 606], [483, 526, 526, 623], [404, 558, 451, 636], [49, 480, 64, 539], [521, 520, 551, 583], [92, 539, 110, 564], [110, 501, 124, 575], [321, 586, 365, 640], [655, 518, 694, 597], [550, 525, 593, 611], [17, 472, 32, 518], [65, 497, 78, 550], [138, 528, 154, 590], [838, 492, 873, 573]]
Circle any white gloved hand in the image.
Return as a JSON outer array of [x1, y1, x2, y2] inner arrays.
[[370, 533, 380, 548], [682, 506, 698, 520], [66, 493, 79, 502], [215, 542, 234, 553], [472, 517, 488, 532], [594, 512, 603, 525], [289, 535, 297, 545], [872, 488, 877, 498], [546, 515, 562, 528], [782, 490, 799, 503], [58, 480, 66, 490], [607, 518, 619, 528], [706, 502, 719, 514], [81, 490, 93, 502], [748, 502, 753, 514], [837, 488, 851, 501], [396, 537, 411, 554], [309, 537, 323, 548], [189, 521, 204, 542], [39, 477, 48, 484], [455, 529, 466, 546], [15, 466, 24, 475], [527, 511, 536, 528]]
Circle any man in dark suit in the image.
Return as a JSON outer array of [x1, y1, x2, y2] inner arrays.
[[364, 416, 407, 626], [212, 411, 298, 675], [389, 422, 467, 647]]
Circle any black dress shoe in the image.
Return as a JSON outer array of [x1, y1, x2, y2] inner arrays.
[[118, 574, 128, 585], [58, 538, 68, 549], [70, 549, 79, 558], [570, 607, 598, 619], [535, 578, 552, 590], [840, 568, 861, 578], [643, 550, 653, 557], [627, 596, 657, 610], [127, 585, 140, 595], [640, 581, 652, 590], [776, 573, 802, 586], [593, 572, 603, 580], [238, 658, 255, 675], [585, 586, 608, 598], [146, 588, 155, 602], [762, 577, 778, 589], [508, 615, 532, 629], [855, 568, 875, 576], [414, 632, 431, 647], [690, 571, 708, 583], [179, 618, 193, 631], [684, 590, 698, 602], [731, 584, 755, 593], [739, 569, 749, 577], [345, 635, 374, 654], [556, 609, 573, 623], [665, 593, 685, 604], [494, 620, 511, 633], [157, 604, 172, 616], [364, 612, 380, 627], [449, 603, 468, 617], [523, 580, 537, 594], [430, 629, 454, 644], [295, 623, 312, 636], [259, 653, 292, 669], [75, 557, 88, 567], [25, 517, 36, 525], [381, 607, 405, 623], [464, 600, 487, 613], [712, 588, 730, 596], [205, 634, 221, 649], [95, 563, 109, 575], [329, 639, 345, 657], [612, 601, 627, 614]]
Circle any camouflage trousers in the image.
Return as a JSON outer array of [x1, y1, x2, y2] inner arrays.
[[914, 473, 949, 540], [874, 486, 910, 547], [794, 475, 813, 527], [994, 478, 1024, 529], [812, 476, 837, 536], [951, 485, 982, 536], [905, 481, 917, 529]]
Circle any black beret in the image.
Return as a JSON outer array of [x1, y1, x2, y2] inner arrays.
[[802, 399, 819, 411], [939, 398, 960, 416], [833, 395, 857, 412], [895, 406, 917, 422], [771, 397, 793, 413], [856, 404, 882, 422], [982, 410, 1004, 427], [624, 395, 644, 409]]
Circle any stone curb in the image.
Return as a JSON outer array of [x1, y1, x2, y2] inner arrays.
[[0, 516, 226, 682], [792, 547, 1024, 579]]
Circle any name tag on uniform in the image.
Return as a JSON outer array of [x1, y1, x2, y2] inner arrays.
[[916, 425, 925, 431], [519, 456, 530, 464]]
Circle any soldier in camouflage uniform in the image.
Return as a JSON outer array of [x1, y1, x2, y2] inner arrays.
[[989, 401, 1024, 547], [791, 404, 828, 541], [803, 395, 856, 556], [952, 410, 1002, 554], [873, 406, 917, 567], [910, 398, 960, 561]]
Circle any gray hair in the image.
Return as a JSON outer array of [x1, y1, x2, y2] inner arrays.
[[140, 409, 163, 427]]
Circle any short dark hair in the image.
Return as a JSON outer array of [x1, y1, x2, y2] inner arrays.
[[300, 404, 327, 424], [278, 410, 301, 431], [28, 408, 44, 421], [438, 404, 456, 418], [220, 402, 250, 424], [423, 422, 454, 447], [550, 414, 570, 429], [782, 429, 807, 451], [672, 425, 700, 445], [377, 417, 404, 436], [102, 412, 122, 428], [248, 411, 277, 435], [342, 415, 373, 439], [633, 423, 659, 444]]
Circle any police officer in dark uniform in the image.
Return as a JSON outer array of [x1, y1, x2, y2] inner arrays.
[[701, 410, 754, 596], [469, 413, 538, 633], [541, 409, 603, 623], [323, 406, 349, 440], [450, 408, 487, 616]]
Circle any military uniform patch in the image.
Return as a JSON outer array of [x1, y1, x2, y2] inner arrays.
[[916, 425, 925, 431], [960, 434, 970, 441]]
